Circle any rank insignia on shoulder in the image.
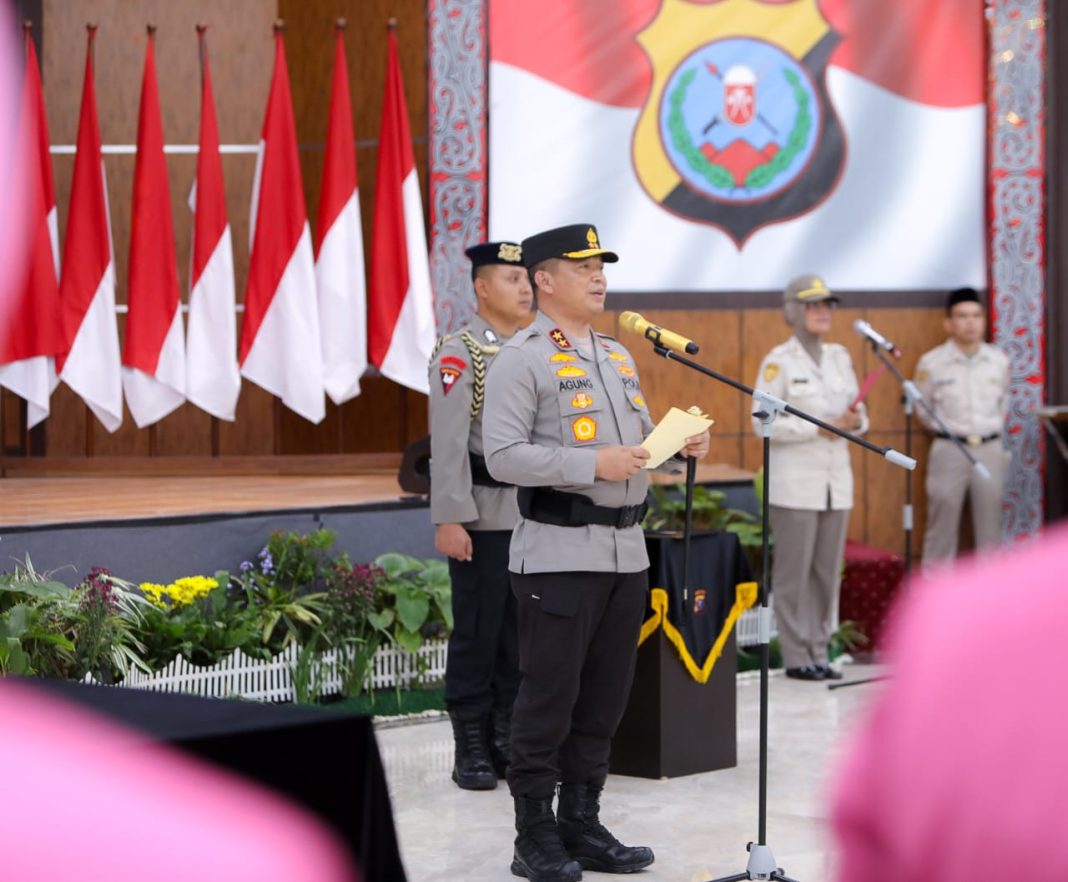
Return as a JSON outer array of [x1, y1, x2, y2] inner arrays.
[[549, 328, 573, 350], [439, 366, 462, 394], [572, 392, 593, 409], [556, 365, 587, 378], [616, 364, 635, 377], [572, 416, 598, 443], [764, 363, 780, 382], [608, 352, 628, 362], [550, 352, 578, 363]]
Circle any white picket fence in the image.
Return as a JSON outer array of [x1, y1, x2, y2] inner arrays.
[[84, 639, 448, 702]]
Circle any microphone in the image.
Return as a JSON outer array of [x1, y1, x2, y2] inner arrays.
[[853, 319, 901, 357], [619, 311, 700, 355]]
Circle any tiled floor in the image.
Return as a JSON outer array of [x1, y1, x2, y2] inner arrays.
[[377, 665, 884, 882]]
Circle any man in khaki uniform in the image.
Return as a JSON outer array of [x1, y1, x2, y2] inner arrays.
[[429, 241, 532, 791], [483, 224, 709, 882], [753, 274, 867, 682], [914, 287, 1010, 567]]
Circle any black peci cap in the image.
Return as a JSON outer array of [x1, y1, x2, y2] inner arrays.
[[947, 287, 982, 313], [521, 224, 619, 268]]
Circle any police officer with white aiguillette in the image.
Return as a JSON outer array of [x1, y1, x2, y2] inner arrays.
[[914, 287, 1010, 568], [429, 242, 533, 790], [482, 224, 710, 882]]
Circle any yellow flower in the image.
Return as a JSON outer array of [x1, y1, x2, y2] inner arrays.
[[139, 576, 218, 608]]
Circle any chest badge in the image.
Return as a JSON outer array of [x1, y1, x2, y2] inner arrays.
[[550, 352, 578, 363], [617, 364, 636, 377], [557, 366, 587, 378], [572, 416, 598, 443], [764, 363, 780, 382], [572, 392, 594, 409], [549, 328, 573, 350], [608, 352, 628, 362], [633, 395, 645, 407]]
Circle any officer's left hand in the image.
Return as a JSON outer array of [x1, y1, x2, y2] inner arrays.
[[680, 431, 710, 460]]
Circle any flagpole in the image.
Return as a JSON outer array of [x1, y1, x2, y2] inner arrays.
[[195, 22, 220, 456]]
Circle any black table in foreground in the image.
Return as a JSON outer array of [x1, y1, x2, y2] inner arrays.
[[26, 678, 407, 882]]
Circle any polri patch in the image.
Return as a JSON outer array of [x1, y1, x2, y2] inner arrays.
[[572, 416, 598, 443], [439, 366, 462, 394]]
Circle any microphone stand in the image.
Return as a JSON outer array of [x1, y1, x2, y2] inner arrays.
[[827, 340, 989, 691], [639, 341, 915, 882]]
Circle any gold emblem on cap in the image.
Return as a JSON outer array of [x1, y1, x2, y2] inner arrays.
[[587, 228, 599, 248], [498, 243, 522, 263]]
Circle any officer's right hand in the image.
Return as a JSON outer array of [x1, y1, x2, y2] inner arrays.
[[594, 445, 651, 481], [435, 523, 473, 561]]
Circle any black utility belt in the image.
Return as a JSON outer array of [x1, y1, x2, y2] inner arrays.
[[518, 487, 647, 529], [469, 453, 512, 488], [935, 432, 1001, 447]]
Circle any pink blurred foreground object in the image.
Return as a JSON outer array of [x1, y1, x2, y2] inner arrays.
[[832, 525, 1068, 882], [0, 681, 357, 882]]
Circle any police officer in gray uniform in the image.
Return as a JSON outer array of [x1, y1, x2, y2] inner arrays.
[[483, 224, 710, 882], [429, 241, 533, 790]]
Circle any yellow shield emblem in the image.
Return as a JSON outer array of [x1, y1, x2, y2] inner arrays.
[[632, 0, 842, 244]]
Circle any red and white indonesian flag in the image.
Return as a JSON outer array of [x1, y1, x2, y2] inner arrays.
[[315, 25, 367, 405], [239, 30, 325, 424], [187, 33, 240, 421], [369, 30, 434, 395], [0, 32, 63, 428], [122, 32, 185, 428], [488, 0, 985, 291], [57, 29, 123, 432]]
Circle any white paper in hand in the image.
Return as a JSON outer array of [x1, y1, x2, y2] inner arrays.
[[641, 406, 713, 468]]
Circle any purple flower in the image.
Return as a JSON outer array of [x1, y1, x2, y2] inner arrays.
[[259, 551, 274, 575], [239, 560, 253, 574]]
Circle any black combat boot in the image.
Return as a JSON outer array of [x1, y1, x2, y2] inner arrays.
[[511, 795, 583, 882], [490, 705, 513, 778], [557, 783, 654, 873], [449, 711, 497, 790]]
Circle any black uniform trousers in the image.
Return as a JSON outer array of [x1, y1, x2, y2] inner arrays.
[[506, 569, 648, 798], [444, 530, 520, 716]]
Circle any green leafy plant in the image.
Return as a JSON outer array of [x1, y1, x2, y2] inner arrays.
[[374, 552, 452, 654]]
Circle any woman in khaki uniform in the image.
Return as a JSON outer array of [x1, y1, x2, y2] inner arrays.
[[753, 275, 867, 681]]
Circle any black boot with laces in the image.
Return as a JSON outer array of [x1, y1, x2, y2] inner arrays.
[[556, 783, 654, 873], [511, 795, 583, 882]]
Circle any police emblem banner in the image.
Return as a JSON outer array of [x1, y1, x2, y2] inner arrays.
[[487, 0, 985, 292]]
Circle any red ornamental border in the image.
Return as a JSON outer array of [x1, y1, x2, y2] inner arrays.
[[427, 0, 488, 337], [987, 0, 1046, 537]]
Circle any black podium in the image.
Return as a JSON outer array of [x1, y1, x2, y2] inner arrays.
[[610, 532, 754, 779]]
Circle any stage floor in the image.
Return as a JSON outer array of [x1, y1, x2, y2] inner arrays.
[[0, 474, 412, 528]]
